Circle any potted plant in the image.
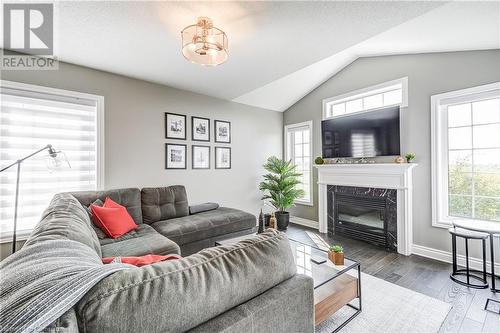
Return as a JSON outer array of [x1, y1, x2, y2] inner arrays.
[[405, 152, 415, 163], [314, 156, 324, 165], [259, 156, 305, 230], [329, 245, 344, 265]]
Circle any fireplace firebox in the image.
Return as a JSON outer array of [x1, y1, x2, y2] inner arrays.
[[327, 185, 397, 251]]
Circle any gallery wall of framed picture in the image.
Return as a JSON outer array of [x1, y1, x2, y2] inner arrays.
[[165, 112, 231, 170]]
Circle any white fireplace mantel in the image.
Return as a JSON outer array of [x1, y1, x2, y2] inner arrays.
[[315, 163, 417, 256]]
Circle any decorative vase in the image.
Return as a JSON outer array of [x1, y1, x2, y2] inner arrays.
[[406, 158, 413, 163], [269, 212, 277, 229], [334, 252, 345, 265], [264, 213, 271, 227], [257, 209, 264, 234], [395, 156, 404, 164], [328, 251, 335, 263], [275, 211, 290, 230]]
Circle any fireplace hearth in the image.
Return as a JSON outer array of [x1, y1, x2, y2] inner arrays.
[[327, 185, 397, 251]]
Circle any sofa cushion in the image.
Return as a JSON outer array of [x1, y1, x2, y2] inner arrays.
[[99, 224, 180, 257], [23, 193, 102, 257], [141, 185, 189, 224], [68, 188, 143, 225], [91, 204, 138, 239], [75, 230, 298, 333], [151, 207, 256, 246]]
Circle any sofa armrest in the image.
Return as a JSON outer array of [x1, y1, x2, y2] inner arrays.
[[75, 230, 297, 333]]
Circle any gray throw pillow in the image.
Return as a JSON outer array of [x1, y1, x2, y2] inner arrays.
[[189, 202, 219, 215], [85, 199, 107, 239]]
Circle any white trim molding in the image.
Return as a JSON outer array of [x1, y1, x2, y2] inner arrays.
[[322, 77, 408, 120], [290, 216, 319, 229], [431, 82, 500, 228], [284, 120, 313, 206], [412, 243, 500, 274], [315, 163, 417, 256]]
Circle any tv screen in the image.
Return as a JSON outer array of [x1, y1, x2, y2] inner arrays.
[[322, 106, 400, 158]]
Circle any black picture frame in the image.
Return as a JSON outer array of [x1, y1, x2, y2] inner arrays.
[[215, 146, 231, 169], [214, 120, 231, 143], [165, 112, 187, 140], [191, 116, 210, 142], [192, 145, 210, 169], [165, 143, 187, 169]]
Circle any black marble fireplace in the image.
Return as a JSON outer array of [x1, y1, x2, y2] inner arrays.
[[327, 185, 397, 251]]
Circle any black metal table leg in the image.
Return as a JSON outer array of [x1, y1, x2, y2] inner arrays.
[[332, 263, 362, 333]]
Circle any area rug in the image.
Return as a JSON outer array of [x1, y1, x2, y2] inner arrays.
[[303, 231, 452, 333], [315, 272, 451, 332]]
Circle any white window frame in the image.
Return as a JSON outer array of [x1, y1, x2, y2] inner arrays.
[[284, 120, 313, 206], [431, 82, 500, 228], [322, 77, 408, 120], [0, 80, 105, 242]]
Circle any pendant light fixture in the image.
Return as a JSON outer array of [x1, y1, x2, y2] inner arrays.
[[181, 17, 228, 66]]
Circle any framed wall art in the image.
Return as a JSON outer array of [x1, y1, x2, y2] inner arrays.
[[192, 116, 210, 142], [165, 143, 187, 169], [215, 146, 231, 169], [165, 113, 186, 140], [192, 145, 210, 169], [214, 120, 231, 143]]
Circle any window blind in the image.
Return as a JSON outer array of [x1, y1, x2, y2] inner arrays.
[[0, 87, 100, 237]]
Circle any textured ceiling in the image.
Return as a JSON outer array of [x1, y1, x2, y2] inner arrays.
[[1, 1, 498, 111]]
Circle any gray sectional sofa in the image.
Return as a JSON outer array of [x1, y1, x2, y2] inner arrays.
[[70, 185, 258, 256], [23, 185, 314, 332]]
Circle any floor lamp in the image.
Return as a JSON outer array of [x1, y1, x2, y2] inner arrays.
[[0, 144, 69, 253]]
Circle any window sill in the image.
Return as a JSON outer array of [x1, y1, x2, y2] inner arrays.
[[433, 217, 499, 230], [0, 229, 32, 244]]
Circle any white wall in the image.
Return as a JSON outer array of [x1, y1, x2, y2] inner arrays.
[[1, 61, 282, 258], [283, 50, 500, 256]]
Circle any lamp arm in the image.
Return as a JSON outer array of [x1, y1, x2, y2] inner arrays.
[[0, 144, 52, 172]]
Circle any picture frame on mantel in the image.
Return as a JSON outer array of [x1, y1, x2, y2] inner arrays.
[[165, 112, 186, 140], [165, 143, 187, 169], [214, 120, 231, 143], [192, 116, 210, 142]]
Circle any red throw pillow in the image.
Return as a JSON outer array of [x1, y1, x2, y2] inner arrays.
[[90, 204, 137, 239], [103, 197, 122, 209], [102, 254, 182, 267]]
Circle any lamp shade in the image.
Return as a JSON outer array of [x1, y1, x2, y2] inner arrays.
[[181, 17, 228, 66]]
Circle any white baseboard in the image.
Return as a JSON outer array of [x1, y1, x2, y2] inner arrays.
[[412, 243, 500, 273], [290, 216, 319, 230]]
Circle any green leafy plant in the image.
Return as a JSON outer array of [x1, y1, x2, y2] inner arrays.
[[405, 152, 416, 162], [259, 156, 305, 212], [314, 156, 324, 165], [329, 245, 344, 253]]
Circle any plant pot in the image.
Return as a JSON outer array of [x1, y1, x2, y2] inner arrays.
[[275, 211, 290, 230], [328, 251, 335, 263], [334, 252, 345, 265]]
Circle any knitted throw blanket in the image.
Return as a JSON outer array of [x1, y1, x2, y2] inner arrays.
[[0, 239, 131, 333]]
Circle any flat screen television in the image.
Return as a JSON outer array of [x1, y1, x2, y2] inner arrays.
[[321, 106, 400, 158]]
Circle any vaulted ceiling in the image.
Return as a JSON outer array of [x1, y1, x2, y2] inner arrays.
[[3, 1, 499, 111]]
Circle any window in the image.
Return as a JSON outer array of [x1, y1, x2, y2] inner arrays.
[[323, 77, 408, 119], [285, 121, 313, 205], [0, 80, 104, 240], [431, 82, 500, 227]]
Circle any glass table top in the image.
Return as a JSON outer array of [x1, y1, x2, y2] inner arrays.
[[288, 239, 358, 289]]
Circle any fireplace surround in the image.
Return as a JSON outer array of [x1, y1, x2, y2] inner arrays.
[[316, 163, 417, 255]]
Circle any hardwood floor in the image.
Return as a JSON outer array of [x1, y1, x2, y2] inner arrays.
[[285, 223, 500, 333]]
